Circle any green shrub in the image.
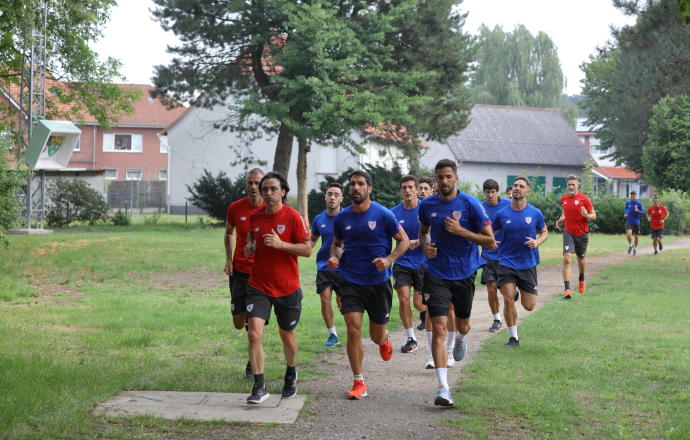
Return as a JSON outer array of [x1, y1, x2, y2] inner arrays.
[[0, 142, 27, 245], [45, 179, 109, 228], [111, 209, 131, 226], [186, 170, 247, 221], [144, 211, 162, 225]]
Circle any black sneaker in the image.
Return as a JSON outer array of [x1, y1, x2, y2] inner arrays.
[[416, 321, 425, 331], [489, 320, 504, 332], [505, 337, 519, 347], [245, 361, 254, 381], [659, 242, 663, 251], [281, 375, 297, 399], [400, 337, 418, 353], [247, 384, 269, 404], [654, 250, 659, 255], [628, 245, 633, 255]]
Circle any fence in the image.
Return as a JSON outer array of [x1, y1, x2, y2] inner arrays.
[[107, 180, 166, 211]]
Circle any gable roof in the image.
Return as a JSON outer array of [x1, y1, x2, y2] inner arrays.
[[444, 104, 593, 166], [593, 166, 640, 180]]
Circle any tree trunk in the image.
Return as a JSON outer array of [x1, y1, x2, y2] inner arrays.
[[296, 138, 310, 220], [273, 123, 294, 176]]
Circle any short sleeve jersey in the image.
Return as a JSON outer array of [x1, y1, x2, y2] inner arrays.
[[226, 197, 264, 274], [624, 200, 645, 225], [390, 202, 424, 270], [248, 205, 310, 297], [493, 204, 545, 270], [418, 192, 491, 281], [333, 201, 400, 286], [648, 205, 668, 229], [560, 192, 594, 236], [481, 197, 512, 261], [311, 210, 339, 272]]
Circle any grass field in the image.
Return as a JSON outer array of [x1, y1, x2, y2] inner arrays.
[[0, 221, 684, 439]]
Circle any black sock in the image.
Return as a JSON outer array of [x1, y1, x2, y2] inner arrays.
[[419, 310, 426, 322], [254, 373, 265, 388], [564, 281, 571, 290], [578, 273, 585, 282], [285, 365, 296, 381]]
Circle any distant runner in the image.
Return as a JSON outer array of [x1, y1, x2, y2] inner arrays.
[[646, 196, 668, 255], [624, 191, 645, 256]]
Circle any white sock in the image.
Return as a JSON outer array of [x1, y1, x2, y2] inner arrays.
[[446, 332, 455, 351], [353, 374, 363, 381], [509, 325, 518, 340], [426, 331, 433, 358], [435, 367, 449, 389], [493, 313, 501, 321], [328, 326, 337, 336], [405, 327, 416, 340]]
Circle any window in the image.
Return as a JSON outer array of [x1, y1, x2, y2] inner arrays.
[[552, 177, 567, 195], [74, 138, 81, 151], [159, 136, 169, 153], [126, 169, 142, 181], [104, 169, 118, 180], [159, 169, 168, 181], [103, 133, 143, 152]]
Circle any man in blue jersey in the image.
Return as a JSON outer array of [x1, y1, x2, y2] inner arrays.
[[391, 176, 425, 353], [419, 159, 496, 407], [310, 182, 344, 347], [624, 191, 645, 256], [480, 179, 512, 333], [328, 170, 410, 400], [492, 177, 548, 347]]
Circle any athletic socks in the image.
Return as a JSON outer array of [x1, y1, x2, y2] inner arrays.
[[254, 373, 265, 388], [328, 326, 337, 337], [508, 326, 518, 340], [492, 313, 501, 321], [435, 367, 449, 389], [564, 280, 571, 290], [353, 374, 364, 381], [445, 331, 456, 352], [578, 273, 585, 282], [405, 327, 416, 340], [426, 331, 433, 357]]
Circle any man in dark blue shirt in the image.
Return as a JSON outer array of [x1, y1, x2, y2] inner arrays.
[[624, 191, 645, 256]]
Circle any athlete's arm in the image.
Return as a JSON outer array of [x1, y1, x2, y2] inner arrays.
[[244, 232, 256, 257], [524, 225, 549, 249], [309, 233, 320, 248], [555, 208, 565, 229], [419, 224, 437, 259], [262, 229, 312, 257], [373, 226, 410, 271], [224, 219, 236, 275], [581, 207, 596, 221], [327, 237, 344, 269]]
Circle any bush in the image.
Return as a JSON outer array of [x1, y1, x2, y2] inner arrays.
[[0, 142, 27, 245], [46, 179, 109, 228], [111, 209, 131, 226], [144, 211, 162, 225], [526, 192, 562, 230], [186, 169, 247, 221]]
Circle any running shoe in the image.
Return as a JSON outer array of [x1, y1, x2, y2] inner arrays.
[[401, 337, 418, 353], [447, 355, 455, 367], [347, 380, 368, 400], [453, 337, 467, 361], [425, 358, 435, 369], [416, 321, 425, 331], [628, 245, 633, 255], [325, 333, 340, 347], [489, 320, 504, 332], [379, 338, 393, 361], [245, 361, 254, 381], [633, 246, 637, 256], [659, 242, 664, 251], [281, 375, 297, 399], [434, 387, 455, 407], [578, 281, 586, 293], [654, 250, 659, 255], [247, 384, 269, 404], [505, 337, 519, 347], [563, 289, 572, 299]]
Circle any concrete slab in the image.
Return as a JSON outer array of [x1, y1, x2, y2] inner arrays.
[[6, 228, 54, 235], [94, 391, 305, 424]]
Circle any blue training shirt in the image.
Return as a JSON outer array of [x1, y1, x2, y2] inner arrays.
[[624, 200, 645, 225], [481, 197, 512, 261], [390, 202, 424, 270], [418, 192, 490, 281], [333, 201, 400, 285], [311, 210, 339, 272], [493, 203, 545, 270]]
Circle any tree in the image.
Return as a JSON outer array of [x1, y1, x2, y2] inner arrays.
[[186, 170, 248, 221], [643, 95, 690, 192], [0, 139, 26, 245], [580, 0, 690, 172]]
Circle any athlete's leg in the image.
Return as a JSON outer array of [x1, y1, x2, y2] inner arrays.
[[413, 289, 425, 312], [577, 256, 586, 279], [278, 328, 298, 367], [445, 305, 457, 363], [634, 232, 639, 247], [247, 316, 266, 374], [520, 291, 537, 311], [499, 283, 518, 327], [344, 312, 365, 375], [319, 286, 335, 329], [395, 284, 413, 330], [626, 228, 632, 245], [369, 321, 389, 346], [431, 315, 449, 368], [487, 280, 500, 316], [562, 252, 572, 283], [454, 316, 470, 340]]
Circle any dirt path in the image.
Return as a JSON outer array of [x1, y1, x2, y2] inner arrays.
[[262, 238, 690, 440]]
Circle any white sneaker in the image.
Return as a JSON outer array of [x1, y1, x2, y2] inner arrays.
[[447, 356, 455, 367], [425, 357, 435, 369]]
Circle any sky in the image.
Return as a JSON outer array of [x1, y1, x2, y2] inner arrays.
[[93, 0, 637, 96]]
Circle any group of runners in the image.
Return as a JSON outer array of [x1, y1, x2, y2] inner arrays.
[[223, 159, 670, 407]]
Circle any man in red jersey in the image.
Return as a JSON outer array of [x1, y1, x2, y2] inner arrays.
[[224, 168, 264, 380], [244, 172, 311, 404], [647, 196, 669, 255], [555, 175, 596, 299]]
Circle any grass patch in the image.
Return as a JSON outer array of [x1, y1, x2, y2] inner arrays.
[[450, 248, 690, 439]]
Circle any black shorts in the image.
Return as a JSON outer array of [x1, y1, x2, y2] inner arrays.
[[316, 270, 342, 295], [393, 264, 424, 290], [245, 287, 302, 331], [424, 272, 476, 320], [229, 271, 251, 316], [480, 258, 500, 285], [339, 281, 393, 325], [625, 223, 640, 234], [650, 227, 664, 238], [496, 264, 538, 295], [563, 231, 588, 258]]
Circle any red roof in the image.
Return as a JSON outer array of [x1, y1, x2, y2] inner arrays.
[[594, 166, 640, 179]]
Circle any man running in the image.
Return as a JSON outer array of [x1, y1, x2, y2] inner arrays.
[[480, 179, 511, 333], [224, 168, 264, 380], [624, 191, 645, 256], [418, 176, 434, 200], [506, 187, 513, 200], [244, 172, 311, 404], [647, 196, 669, 255], [415, 176, 434, 332], [555, 175, 596, 299], [391, 176, 425, 353], [328, 170, 409, 400], [310, 182, 344, 346], [492, 177, 548, 347], [419, 159, 495, 407]]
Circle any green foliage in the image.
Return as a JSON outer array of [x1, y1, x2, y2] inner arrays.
[[643, 95, 690, 192], [186, 170, 247, 221], [0, 141, 26, 245], [527, 192, 563, 230], [144, 211, 163, 226], [111, 209, 131, 226], [45, 179, 109, 228]]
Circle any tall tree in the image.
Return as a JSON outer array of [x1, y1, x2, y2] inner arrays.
[[580, 0, 690, 172]]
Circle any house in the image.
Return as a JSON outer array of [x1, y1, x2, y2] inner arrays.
[[421, 105, 594, 193]]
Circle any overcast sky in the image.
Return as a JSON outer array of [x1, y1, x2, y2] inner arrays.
[[93, 0, 636, 95]]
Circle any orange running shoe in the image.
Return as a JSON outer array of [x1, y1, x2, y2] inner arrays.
[[563, 289, 572, 299], [347, 380, 368, 400], [578, 281, 586, 293], [379, 338, 393, 361]]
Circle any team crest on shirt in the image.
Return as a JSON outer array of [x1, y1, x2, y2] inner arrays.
[[246, 304, 254, 312], [321, 224, 326, 228], [431, 212, 437, 217], [277, 224, 286, 234], [452, 211, 462, 219], [525, 217, 532, 224], [564, 245, 570, 251], [400, 219, 405, 224], [574, 200, 580, 205], [254, 227, 260, 231], [506, 220, 512, 224], [424, 294, 430, 302], [368, 221, 377, 230], [240, 216, 247, 221], [345, 225, 352, 230]]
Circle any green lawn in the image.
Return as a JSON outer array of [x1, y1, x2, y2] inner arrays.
[[450, 248, 690, 439]]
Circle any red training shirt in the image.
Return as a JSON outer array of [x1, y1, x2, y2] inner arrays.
[[248, 204, 310, 298], [226, 197, 264, 274], [560, 192, 594, 236], [648, 205, 668, 229]]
